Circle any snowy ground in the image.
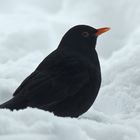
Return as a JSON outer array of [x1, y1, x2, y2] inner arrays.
[[0, 0, 140, 140]]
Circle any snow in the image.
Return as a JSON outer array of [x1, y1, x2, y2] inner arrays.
[[0, 0, 140, 140]]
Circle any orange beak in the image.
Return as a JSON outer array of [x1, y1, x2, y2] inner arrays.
[[96, 27, 110, 36]]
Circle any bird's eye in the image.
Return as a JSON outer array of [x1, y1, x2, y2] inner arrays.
[[81, 32, 90, 38]]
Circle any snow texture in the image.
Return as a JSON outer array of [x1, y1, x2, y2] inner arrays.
[[0, 0, 140, 140]]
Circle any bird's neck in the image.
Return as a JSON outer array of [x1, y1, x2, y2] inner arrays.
[[58, 43, 100, 67]]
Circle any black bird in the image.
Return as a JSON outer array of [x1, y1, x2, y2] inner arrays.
[[0, 25, 110, 117]]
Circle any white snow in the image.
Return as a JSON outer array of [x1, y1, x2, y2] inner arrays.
[[0, 0, 140, 140]]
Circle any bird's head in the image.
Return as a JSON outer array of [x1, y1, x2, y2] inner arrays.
[[59, 25, 110, 50]]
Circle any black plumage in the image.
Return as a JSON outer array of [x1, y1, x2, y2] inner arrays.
[[0, 25, 110, 117]]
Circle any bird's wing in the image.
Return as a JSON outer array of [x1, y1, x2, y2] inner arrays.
[[13, 56, 89, 107]]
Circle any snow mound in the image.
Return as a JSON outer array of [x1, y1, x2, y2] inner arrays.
[[0, 108, 139, 140], [95, 29, 140, 116]]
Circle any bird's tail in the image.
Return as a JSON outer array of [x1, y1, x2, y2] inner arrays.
[[0, 96, 27, 111]]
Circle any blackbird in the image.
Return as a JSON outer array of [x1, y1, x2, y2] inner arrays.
[[0, 25, 110, 117]]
